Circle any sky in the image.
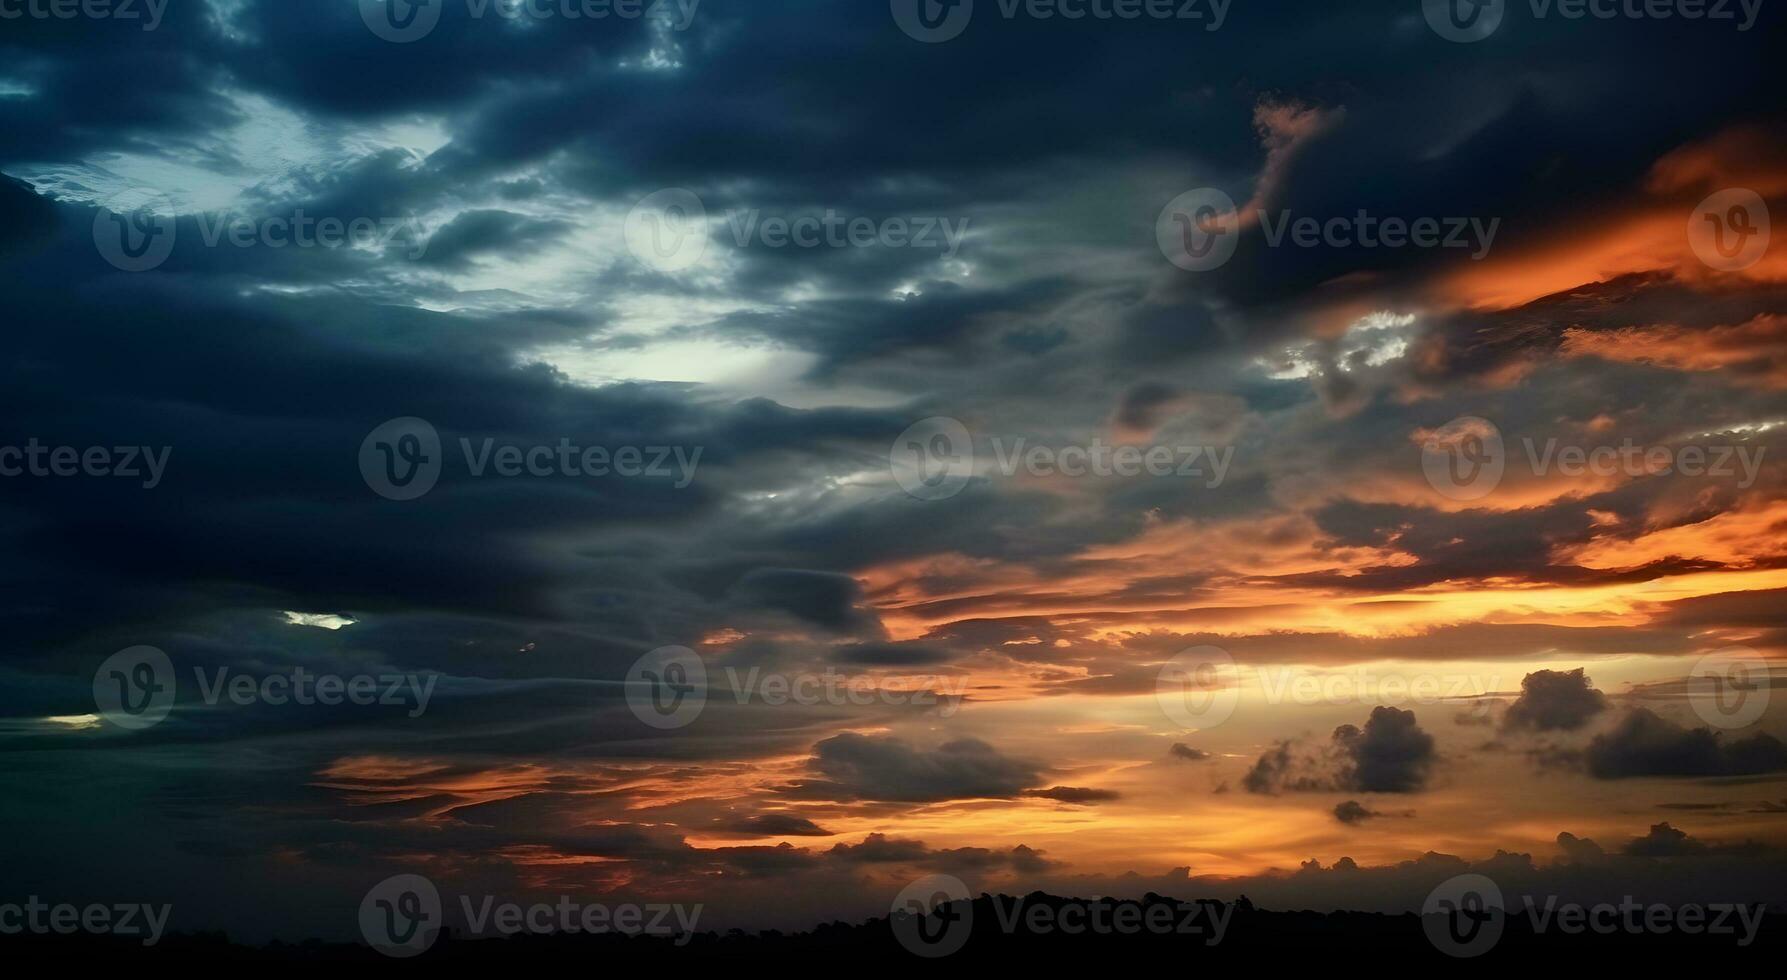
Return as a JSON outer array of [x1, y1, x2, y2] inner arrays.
[[1, 0, 1785, 947]]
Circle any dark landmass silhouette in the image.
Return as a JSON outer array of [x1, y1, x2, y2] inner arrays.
[[6, 891, 1780, 966]]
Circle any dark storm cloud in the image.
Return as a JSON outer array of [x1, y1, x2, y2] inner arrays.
[[1585, 709, 1787, 780], [789, 734, 1046, 803], [1023, 786, 1121, 804], [1502, 669, 1610, 733], [1245, 707, 1436, 794], [418, 209, 575, 269], [2, 0, 1784, 942], [724, 814, 834, 838], [1169, 743, 1211, 762]]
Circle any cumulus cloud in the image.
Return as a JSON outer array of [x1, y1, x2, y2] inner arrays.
[[1585, 709, 1787, 779], [1245, 707, 1436, 795], [1502, 668, 1609, 732]]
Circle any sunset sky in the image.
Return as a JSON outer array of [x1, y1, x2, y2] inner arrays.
[[1, 0, 1784, 944]]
